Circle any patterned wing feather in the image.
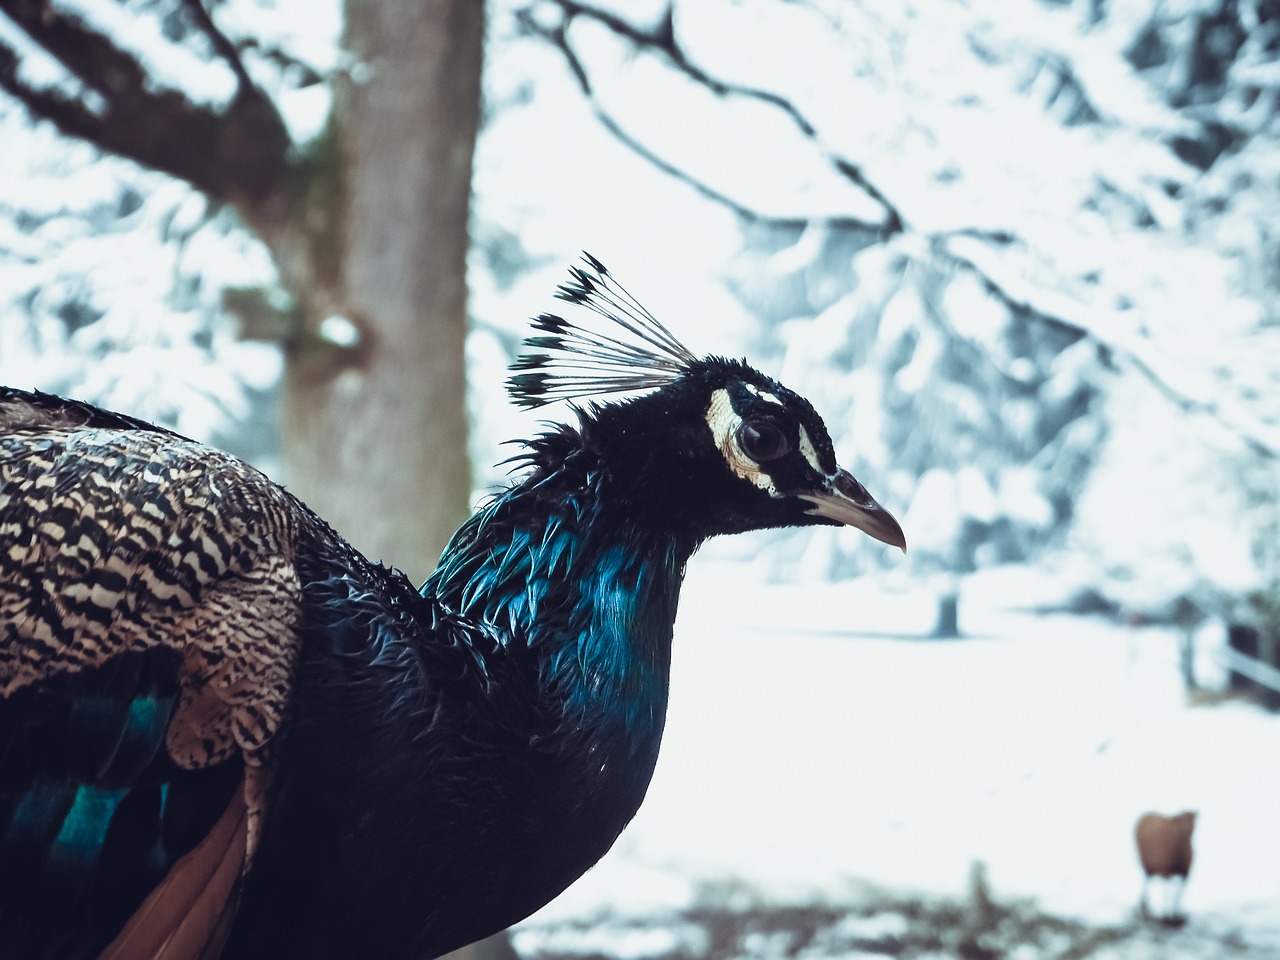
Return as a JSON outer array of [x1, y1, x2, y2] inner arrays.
[[0, 389, 304, 958]]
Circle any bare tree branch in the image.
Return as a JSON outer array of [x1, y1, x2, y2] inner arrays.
[[0, 0, 292, 236], [940, 238, 1279, 460], [3, 0, 156, 107], [0, 37, 116, 150], [550, 0, 907, 223], [183, 0, 254, 93], [516, 9, 801, 229], [233, 40, 324, 88], [525, 1, 1277, 461], [551, 0, 904, 233]]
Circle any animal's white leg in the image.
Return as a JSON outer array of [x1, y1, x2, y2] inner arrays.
[[1169, 876, 1186, 920]]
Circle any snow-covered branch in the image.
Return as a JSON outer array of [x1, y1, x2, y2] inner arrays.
[[521, 0, 1278, 466], [0, 0, 291, 232], [940, 235, 1279, 461], [0, 38, 108, 145], [515, 6, 810, 229], [526, 0, 902, 233], [181, 0, 254, 93]]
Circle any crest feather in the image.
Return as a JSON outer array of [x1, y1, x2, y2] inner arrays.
[[507, 254, 699, 409]]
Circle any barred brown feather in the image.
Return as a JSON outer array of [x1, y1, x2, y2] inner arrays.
[[0, 412, 303, 857]]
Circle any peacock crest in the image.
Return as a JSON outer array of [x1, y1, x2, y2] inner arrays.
[[507, 254, 700, 409]]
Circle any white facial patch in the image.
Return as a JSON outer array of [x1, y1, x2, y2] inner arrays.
[[704, 388, 779, 496], [797, 424, 824, 474]]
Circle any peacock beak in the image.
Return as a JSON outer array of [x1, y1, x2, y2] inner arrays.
[[798, 468, 906, 552]]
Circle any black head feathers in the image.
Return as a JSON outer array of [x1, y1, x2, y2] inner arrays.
[[507, 254, 700, 409], [506, 255, 906, 552]]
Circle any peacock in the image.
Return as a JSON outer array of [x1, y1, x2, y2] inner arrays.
[[0, 255, 905, 960]]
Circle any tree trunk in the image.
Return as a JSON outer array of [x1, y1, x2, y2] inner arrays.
[[281, 5, 510, 954], [280, 0, 480, 577], [3, 0, 499, 951], [933, 590, 960, 639]]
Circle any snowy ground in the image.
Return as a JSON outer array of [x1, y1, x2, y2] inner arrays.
[[513, 554, 1280, 958]]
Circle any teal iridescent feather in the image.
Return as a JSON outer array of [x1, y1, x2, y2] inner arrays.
[[424, 454, 684, 745], [0, 650, 237, 958]]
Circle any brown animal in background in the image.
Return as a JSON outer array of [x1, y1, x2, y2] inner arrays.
[[1135, 810, 1197, 923]]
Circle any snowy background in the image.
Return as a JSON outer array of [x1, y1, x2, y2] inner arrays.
[[3, 0, 1279, 956], [515, 563, 1280, 958]]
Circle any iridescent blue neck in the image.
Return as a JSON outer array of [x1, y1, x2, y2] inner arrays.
[[421, 476, 694, 746]]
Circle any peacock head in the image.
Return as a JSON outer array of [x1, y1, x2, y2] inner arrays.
[[507, 255, 906, 551]]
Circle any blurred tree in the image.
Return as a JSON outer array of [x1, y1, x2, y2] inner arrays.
[[0, 0, 478, 578], [506, 0, 1279, 627], [0, 1, 533, 952]]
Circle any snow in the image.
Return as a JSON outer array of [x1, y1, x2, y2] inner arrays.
[[1072, 374, 1270, 608], [50, 0, 238, 106], [218, 0, 343, 75], [521, 560, 1280, 948], [218, 0, 342, 144], [0, 12, 81, 95], [0, 94, 282, 441]]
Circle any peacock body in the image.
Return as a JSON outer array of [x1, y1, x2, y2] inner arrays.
[[0, 257, 904, 960]]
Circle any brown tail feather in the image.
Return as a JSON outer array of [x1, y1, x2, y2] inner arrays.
[[98, 784, 248, 960]]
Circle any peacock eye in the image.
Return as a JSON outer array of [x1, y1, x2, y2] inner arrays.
[[736, 420, 789, 462]]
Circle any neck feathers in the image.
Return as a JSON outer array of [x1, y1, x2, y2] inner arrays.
[[423, 425, 692, 738]]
